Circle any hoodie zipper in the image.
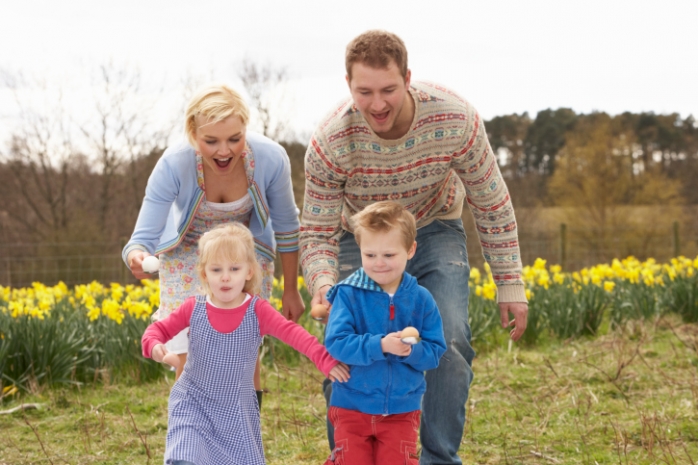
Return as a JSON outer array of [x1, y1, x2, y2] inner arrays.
[[389, 295, 395, 320]]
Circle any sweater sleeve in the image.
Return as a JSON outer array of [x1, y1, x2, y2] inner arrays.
[[398, 293, 447, 371], [451, 109, 527, 303], [122, 156, 180, 266], [261, 143, 301, 253], [324, 287, 386, 366], [255, 299, 338, 377], [141, 297, 195, 358], [299, 131, 347, 295]]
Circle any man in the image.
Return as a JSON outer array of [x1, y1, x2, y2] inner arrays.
[[300, 29, 528, 465]]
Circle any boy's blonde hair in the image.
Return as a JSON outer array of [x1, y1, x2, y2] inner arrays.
[[185, 83, 250, 149], [352, 201, 416, 251], [196, 223, 261, 296], [345, 30, 409, 80]]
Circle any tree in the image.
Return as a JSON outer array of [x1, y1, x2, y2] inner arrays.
[[524, 108, 578, 176], [77, 63, 170, 233], [547, 113, 684, 261], [237, 58, 293, 141], [0, 71, 77, 241]]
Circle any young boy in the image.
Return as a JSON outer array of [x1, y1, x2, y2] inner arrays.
[[323, 201, 447, 465]]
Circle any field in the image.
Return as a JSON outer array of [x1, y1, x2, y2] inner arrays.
[[2, 256, 698, 464], [1, 317, 697, 464]]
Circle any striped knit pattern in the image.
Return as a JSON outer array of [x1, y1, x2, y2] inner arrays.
[[300, 81, 526, 303]]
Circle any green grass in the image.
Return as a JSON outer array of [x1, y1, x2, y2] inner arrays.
[[2, 317, 697, 464]]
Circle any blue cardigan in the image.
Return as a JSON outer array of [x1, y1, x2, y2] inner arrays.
[[122, 132, 300, 265], [325, 269, 447, 415]]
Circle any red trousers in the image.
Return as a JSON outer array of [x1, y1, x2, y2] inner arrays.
[[324, 406, 421, 465]]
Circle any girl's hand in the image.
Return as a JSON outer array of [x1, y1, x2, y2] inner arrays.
[[328, 362, 350, 383], [381, 332, 412, 357], [151, 343, 167, 363], [281, 287, 306, 323], [153, 344, 181, 368], [127, 250, 151, 280]]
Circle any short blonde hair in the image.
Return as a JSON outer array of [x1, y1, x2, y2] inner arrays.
[[184, 83, 250, 148], [352, 201, 416, 251], [345, 30, 409, 80], [196, 223, 261, 296]]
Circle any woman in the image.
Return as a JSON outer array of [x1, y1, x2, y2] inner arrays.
[[123, 83, 305, 406]]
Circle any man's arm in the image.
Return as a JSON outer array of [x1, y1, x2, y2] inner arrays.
[[452, 107, 529, 338], [299, 132, 347, 298]]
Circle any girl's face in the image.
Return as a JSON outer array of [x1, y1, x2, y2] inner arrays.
[[194, 115, 247, 177], [202, 257, 253, 308]]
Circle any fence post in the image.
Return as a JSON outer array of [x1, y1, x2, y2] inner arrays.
[[673, 221, 680, 257], [560, 223, 567, 271]]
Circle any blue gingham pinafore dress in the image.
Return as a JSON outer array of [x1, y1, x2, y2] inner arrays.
[[165, 295, 264, 465]]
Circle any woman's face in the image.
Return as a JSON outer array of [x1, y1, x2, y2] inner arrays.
[[194, 115, 247, 176]]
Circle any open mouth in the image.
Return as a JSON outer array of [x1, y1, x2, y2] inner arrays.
[[372, 111, 389, 124], [214, 157, 232, 168]]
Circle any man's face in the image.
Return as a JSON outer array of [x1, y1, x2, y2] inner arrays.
[[347, 61, 413, 140]]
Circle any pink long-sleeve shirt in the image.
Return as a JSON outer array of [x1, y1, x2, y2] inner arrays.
[[142, 295, 338, 378]]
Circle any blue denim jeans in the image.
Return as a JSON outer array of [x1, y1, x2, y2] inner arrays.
[[324, 218, 475, 465]]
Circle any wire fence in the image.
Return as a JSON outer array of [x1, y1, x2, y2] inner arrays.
[[1, 227, 697, 288]]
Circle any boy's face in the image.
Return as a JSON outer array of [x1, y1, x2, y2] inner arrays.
[[359, 227, 416, 294]]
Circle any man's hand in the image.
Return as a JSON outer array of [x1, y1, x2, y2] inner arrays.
[[328, 362, 351, 383], [310, 284, 333, 324], [381, 332, 412, 357], [281, 287, 306, 323], [499, 302, 528, 341]]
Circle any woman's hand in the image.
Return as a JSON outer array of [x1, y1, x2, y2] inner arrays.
[[127, 250, 152, 280], [328, 362, 350, 383], [281, 287, 306, 323]]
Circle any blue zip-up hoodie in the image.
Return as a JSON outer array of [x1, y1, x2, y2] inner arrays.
[[325, 268, 447, 415]]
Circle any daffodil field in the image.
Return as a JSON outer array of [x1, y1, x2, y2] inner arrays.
[[1, 256, 697, 394]]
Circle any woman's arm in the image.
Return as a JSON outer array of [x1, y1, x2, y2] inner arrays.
[[279, 251, 305, 322], [122, 153, 183, 273]]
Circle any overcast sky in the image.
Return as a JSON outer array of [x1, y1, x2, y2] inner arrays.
[[1, 0, 697, 143]]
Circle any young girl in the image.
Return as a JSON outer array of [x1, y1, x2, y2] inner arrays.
[[142, 223, 349, 465]]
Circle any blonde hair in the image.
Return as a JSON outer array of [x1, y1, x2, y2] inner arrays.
[[196, 223, 261, 296], [184, 83, 250, 148], [345, 30, 409, 80], [352, 201, 416, 251]]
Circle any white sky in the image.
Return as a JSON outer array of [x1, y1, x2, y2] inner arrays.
[[1, 0, 697, 144]]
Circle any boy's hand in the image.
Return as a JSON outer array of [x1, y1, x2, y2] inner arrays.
[[328, 362, 351, 383], [381, 332, 412, 357]]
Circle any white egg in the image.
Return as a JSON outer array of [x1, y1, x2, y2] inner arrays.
[[142, 255, 160, 274]]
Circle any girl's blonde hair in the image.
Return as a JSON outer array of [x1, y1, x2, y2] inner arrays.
[[196, 223, 261, 296], [184, 83, 250, 149]]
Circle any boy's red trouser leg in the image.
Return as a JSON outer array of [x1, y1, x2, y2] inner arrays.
[[327, 406, 420, 465]]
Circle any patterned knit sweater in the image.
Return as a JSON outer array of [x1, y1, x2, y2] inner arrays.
[[300, 81, 526, 303]]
